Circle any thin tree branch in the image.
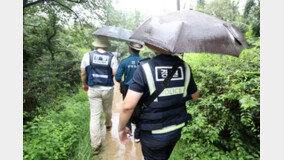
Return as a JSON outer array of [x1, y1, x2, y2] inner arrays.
[[23, 23, 40, 27], [45, 13, 57, 61], [52, 0, 87, 30], [24, 0, 45, 9], [66, 0, 83, 3], [52, 0, 79, 19]]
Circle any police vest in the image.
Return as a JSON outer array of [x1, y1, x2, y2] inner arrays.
[[86, 51, 114, 86], [139, 56, 192, 134]]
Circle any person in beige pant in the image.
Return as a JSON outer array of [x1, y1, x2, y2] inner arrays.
[[88, 88, 113, 148], [80, 36, 118, 154]]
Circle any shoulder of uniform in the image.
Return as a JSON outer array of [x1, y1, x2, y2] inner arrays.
[[172, 55, 187, 66], [172, 55, 182, 60], [83, 52, 90, 57], [138, 58, 151, 65], [105, 52, 113, 56], [88, 50, 95, 54], [119, 58, 127, 64], [123, 55, 131, 60]]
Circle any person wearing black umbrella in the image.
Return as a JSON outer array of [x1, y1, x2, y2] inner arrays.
[[115, 42, 144, 143], [117, 9, 248, 159], [118, 43, 200, 160]]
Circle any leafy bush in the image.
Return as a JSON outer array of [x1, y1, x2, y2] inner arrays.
[[23, 54, 81, 121], [173, 32, 260, 159], [23, 91, 90, 160]]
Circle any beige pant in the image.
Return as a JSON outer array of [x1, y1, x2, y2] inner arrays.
[[88, 87, 113, 148]]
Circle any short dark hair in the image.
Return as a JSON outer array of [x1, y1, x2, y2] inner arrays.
[[130, 47, 140, 54]]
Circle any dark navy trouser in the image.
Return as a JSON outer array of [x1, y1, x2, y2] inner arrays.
[[140, 132, 181, 160]]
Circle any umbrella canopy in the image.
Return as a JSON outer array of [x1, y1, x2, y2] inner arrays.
[[130, 10, 248, 57], [92, 26, 144, 45]]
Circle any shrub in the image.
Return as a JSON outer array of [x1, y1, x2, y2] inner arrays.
[[175, 33, 260, 159], [23, 91, 90, 160], [23, 54, 81, 121]]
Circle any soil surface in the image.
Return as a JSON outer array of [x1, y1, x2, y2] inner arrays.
[[99, 81, 144, 160]]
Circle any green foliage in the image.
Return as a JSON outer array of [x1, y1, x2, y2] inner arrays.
[[196, 0, 249, 34], [172, 31, 260, 159], [244, 0, 255, 18], [202, 0, 240, 22], [23, 54, 81, 121], [69, 132, 94, 160], [196, 0, 206, 9], [23, 0, 113, 121], [23, 91, 90, 160], [140, 46, 156, 59], [243, 0, 260, 36]]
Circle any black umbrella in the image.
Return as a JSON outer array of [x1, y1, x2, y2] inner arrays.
[[130, 10, 248, 57], [92, 26, 144, 45]]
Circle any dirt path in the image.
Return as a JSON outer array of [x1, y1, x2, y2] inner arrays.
[[99, 81, 144, 160]]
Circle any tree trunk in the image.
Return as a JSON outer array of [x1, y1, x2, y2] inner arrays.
[[46, 15, 57, 61], [51, 52, 55, 61], [177, 0, 180, 11]]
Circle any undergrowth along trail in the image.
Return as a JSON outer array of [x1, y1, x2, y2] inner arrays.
[[23, 90, 94, 160]]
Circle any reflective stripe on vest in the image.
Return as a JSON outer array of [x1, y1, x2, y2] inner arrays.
[[151, 122, 185, 134], [159, 86, 184, 97], [183, 62, 191, 97], [142, 62, 157, 102], [142, 61, 191, 101], [92, 74, 108, 79]]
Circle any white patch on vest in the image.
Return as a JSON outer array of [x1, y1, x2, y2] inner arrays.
[[92, 54, 109, 65], [127, 65, 137, 68], [127, 61, 137, 68], [92, 74, 108, 78], [155, 66, 184, 81], [161, 69, 168, 78]]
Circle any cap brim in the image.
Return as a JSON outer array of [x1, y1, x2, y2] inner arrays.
[[92, 42, 109, 48], [128, 44, 144, 50]]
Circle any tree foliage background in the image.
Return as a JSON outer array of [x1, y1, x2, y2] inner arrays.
[[23, 0, 260, 159]]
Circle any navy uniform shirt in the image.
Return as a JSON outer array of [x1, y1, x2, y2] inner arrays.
[[115, 53, 143, 85], [128, 54, 198, 141]]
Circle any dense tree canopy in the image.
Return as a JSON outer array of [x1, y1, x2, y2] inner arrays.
[[23, 0, 113, 120]]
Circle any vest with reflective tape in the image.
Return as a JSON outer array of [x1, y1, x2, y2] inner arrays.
[[86, 51, 114, 86], [139, 56, 192, 133]]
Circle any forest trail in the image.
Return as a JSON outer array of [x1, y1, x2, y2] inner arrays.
[[98, 81, 143, 160]]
